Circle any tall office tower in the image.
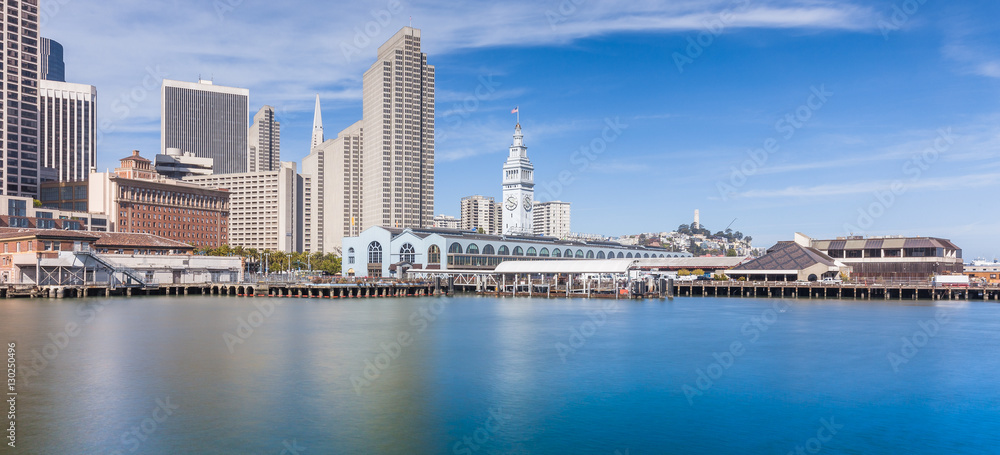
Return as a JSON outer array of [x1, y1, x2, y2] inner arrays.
[[304, 120, 363, 254], [310, 95, 324, 149], [502, 123, 534, 235], [161, 79, 249, 174], [40, 37, 65, 82], [2, 1, 41, 198], [39, 81, 96, 182], [248, 106, 280, 172], [533, 200, 571, 238], [460, 195, 502, 235], [361, 27, 435, 231]]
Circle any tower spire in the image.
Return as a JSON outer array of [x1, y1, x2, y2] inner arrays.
[[311, 94, 324, 149]]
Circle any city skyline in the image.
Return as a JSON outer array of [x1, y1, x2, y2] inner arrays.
[[43, 1, 1000, 256]]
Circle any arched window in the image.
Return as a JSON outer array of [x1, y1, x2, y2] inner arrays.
[[552, 248, 561, 258], [513, 246, 524, 256], [347, 247, 356, 264], [597, 251, 606, 259], [643, 253, 650, 258], [540, 248, 550, 257], [526, 247, 537, 257], [449, 243, 463, 254], [399, 243, 415, 263], [575, 250, 585, 258], [626, 252, 633, 258], [428, 245, 441, 264], [467, 243, 480, 255], [498, 245, 510, 256], [348, 248, 355, 254], [586, 250, 595, 259], [563, 249, 573, 258], [483, 244, 495, 255], [368, 242, 383, 264], [617, 252, 625, 258]]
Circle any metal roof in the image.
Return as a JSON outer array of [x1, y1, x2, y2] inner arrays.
[[733, 242, 837, 271], [493, 259, 638, 274]]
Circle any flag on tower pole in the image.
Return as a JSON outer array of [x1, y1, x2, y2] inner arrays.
[[511, 106, 518, 114], [511, 106, 519, 123]]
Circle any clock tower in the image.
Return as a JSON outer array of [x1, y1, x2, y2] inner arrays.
[[502, 123, 534, 235]]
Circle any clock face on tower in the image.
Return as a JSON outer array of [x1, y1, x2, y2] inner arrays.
[[524, 195, 533, 212], [505, 196, 518, 211]]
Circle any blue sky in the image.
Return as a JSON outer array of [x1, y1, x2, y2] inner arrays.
[[45, 0, 1000, 257]]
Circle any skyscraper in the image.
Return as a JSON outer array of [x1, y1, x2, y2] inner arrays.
[[361, 26, 435, 231], [248, 105, 280, 172], [310, 94, 324, 149], [161, 79, 249, 174], [40, 37, 65, 82], [461, 195, 502, 235], [2, 1, 41, 198], [39, 81, 97, 182], [502, 123, 534, 235], [304, 120, 363, 254], [533, 201, 571, 238]]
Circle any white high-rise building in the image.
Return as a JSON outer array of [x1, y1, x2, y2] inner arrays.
[[361, 26, 435, 231], [502, 123, 534, 235], [461, 195, 502, 235], [39, 81, 97, 182], [432, 215, 460, 230], [2, 1, 41, 197], [533, 201, 571, 238], [184, 162, 302, 252], [248, 106, 280, 172], [310, 95, 324, 149], [161, 79, 250, 174], [303, 119, 363, 254]]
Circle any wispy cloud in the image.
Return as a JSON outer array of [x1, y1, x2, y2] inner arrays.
[[733, 172, 1000, 198]]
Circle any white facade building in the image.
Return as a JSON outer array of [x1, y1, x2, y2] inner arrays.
[[461, 195, 502, 235], [39, 80, 97, 183], [502, 123, 534, 235], [342, 226, 690, 278], [302, 119, 364, 254], [432, 215, 460, 229], [184, 162, 302, 252], [533, 201, 571, 238], [154, 148, 213, 179]]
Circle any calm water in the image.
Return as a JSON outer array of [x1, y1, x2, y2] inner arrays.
[[3, 295, 999, 454]]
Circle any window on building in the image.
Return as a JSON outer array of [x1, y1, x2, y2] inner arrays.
[[466, 243, 479, 255], [587, 251, 596, 259], [597, 251, 606, 259], [482, 244, 495, 255], [552, 249, 561, 258], [400, 243, 415, 263], [526, 247, 537, 257], [576, 250, 585, 258], [368, 241, 383, 264], [428, 245, 441, 264], [448, 243, 463, 254], [498, 245, 509, 256], [540, 248, 549, 257], [626, 253, 633, 258], [513, 246, 523, 256]]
